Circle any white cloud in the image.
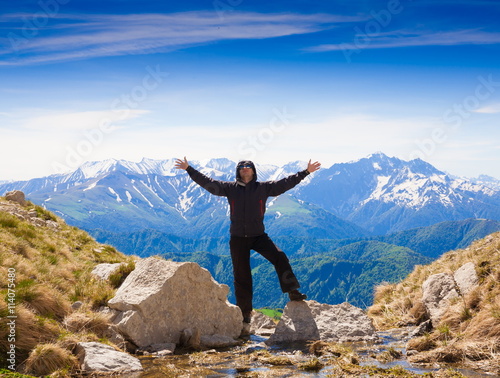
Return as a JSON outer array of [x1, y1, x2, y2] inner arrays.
[[1, 11, 361, 65], [307, 29, 500, 52], [475, 103, 500, 113], [17, 109, 149, 131]]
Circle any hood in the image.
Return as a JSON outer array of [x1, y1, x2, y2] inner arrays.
[[236, 160, 257, 183]]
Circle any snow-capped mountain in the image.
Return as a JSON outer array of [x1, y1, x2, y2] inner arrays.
[[296, 153, 500, 234], [1, 153, 499, 236], [470, 174, 500, 191]]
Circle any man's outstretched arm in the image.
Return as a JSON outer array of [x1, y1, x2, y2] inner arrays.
[[175, 156, 228, 197]]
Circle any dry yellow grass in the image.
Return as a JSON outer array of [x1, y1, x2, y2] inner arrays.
[[368, 231, 500, 373], [0, 197, 135, 375], [63, 311, 112, 337], [23, 343, 79, 376]]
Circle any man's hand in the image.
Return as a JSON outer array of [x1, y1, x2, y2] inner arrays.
[[307, 159, 321, 174], [175, 157, 189, 170]]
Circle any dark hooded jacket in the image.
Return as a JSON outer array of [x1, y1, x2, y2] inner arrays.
[[186, 160, 310, 237]]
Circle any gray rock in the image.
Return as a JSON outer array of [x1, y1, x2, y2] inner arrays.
[[108, 257, 242, 348], [200, 334, 241, 348], [422, 273, 459, 325], [45, 220, 60, 230], [91, 263, 124, 281], [71, 301, 83, 310], [179, 328, 201, 349], [107, 325, 128, 350], [251, 311, 277, 336], [409, 319, 433, 338], [266, 300, 377, 345], [5, 190, 27, 206], [454, 262, 478, 296], [31, 217, 46, 227], [148, 343, 176, 355], [76, 342, 143, 373]]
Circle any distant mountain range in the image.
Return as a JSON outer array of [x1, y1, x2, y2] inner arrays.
[[2, 153, 500, 308], [295, 153, 500, 234], [2, 152, 500, 237], [155, 218, 500, 308]]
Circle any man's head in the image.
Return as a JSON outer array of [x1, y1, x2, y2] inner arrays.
[[236, 160, 256, 184]]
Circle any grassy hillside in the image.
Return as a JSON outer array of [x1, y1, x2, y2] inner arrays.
[[368, 232, 500, 374], [0, 196, 134, 376]]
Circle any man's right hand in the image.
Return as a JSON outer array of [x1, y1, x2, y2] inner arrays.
[[175, 157, 189, 170]]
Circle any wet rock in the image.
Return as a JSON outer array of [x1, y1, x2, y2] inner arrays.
[[200, 334, 241, 348], [409, 319, 433, 338], [267, 300, 377, 344], [144, 343, 176, 356], [108, 257, 242, 348]]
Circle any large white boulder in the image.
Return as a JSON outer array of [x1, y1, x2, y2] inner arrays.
[[266, 300, 377, 344], [108, 257, 242, 348]]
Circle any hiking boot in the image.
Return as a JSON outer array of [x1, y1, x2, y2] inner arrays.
[[288, 289, 307, 301], [240, 312, 252, 337], [240, 321, 251, 337]]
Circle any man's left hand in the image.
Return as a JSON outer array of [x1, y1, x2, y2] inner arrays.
[[307, 159, 321, 173]]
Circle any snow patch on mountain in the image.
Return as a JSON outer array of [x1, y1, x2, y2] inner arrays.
[[360, 176, 390, 205], [133, 185, 154, 208], [108, 187, 122, 202], [125, 191, 133, 203], [454, 177, 498, 195], [84, 181, 97, 192], [470, 174, 500, 191], [178, 192, 194, 214], [75, 159, 119, 179], [360, 165, 464, 209]]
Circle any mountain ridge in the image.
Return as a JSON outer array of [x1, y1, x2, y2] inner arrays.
[[1, 153, 499, 237]]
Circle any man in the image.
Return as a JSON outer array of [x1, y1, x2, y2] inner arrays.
[[175, 157, 321, 331]]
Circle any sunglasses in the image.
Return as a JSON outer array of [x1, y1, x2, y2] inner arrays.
[[238, 165, 252, 169]]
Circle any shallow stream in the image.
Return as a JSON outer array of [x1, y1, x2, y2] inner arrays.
[[134, 328, 499, 377]]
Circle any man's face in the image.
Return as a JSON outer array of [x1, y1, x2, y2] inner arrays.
[[238, 165, 254, 183]]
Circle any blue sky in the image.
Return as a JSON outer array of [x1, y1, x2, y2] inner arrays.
[[1, 0, 500, 181]]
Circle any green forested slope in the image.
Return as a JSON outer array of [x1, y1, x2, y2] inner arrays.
[[162, 241, 431, 309]]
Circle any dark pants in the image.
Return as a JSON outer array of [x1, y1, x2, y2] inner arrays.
[[229, 233, 300, 316]]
